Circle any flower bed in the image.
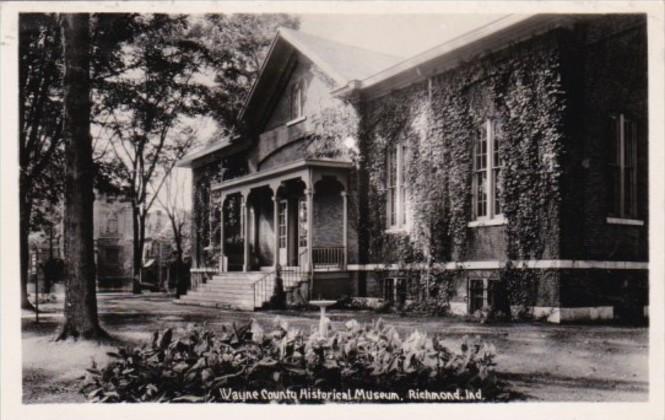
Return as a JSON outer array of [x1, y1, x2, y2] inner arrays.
[[81, 318, 503, 403]]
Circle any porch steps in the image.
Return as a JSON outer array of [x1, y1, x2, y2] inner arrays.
[[176, 272, 268, 311]]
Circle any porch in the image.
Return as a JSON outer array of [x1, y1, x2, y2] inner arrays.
[[216, 158, 351, 272], [185, 159, 353, 309]]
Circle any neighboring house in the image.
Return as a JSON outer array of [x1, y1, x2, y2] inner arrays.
[[94, 191, 134, 290], [142, 209, 174, 289], [177, 14, 648, 322]]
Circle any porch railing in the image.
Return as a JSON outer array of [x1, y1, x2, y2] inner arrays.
[[313, 246, 345, 269]]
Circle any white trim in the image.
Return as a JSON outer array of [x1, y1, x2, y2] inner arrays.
[[285, 115, 306, 127], [384, 227, 409, 235], [447, 304, 615, 322], [448, 302, 468, 316], [346, 259, 648, 271], [468, 215, 507, 227], [531, 306, 614, 323], [606, 217, 644, 226]]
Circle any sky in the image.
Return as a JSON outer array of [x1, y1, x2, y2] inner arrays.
[[299, 14, 505, 58]]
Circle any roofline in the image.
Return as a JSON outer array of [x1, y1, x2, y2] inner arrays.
[[211, 158, 353, 193], [360, 14, 533, 89], [238, 27, 352, 122], [238, 31, 281, 122], [277, 28, 349, 86], [176, 136, 241, 168], [331, 14, 576, 98]]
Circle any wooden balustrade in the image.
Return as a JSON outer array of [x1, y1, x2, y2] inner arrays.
[[312, 246, 345, 269]]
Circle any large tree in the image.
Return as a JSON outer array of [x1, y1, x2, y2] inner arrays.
[[95, 14, 208, 293], [19, 13, 139, 309], [57, 13, 106, 340]]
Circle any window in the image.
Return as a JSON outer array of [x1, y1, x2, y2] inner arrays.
[[106, 213, 118, 235], [608, 114, 638, 219], [472, 119, 502, 220], [289, 81, 304, 120], [298, 198, 307, 248], [469, 279, 485, 313], [468, 278, 499, 313], [278, 200, 288, 248], [386, 144, 409, 229]]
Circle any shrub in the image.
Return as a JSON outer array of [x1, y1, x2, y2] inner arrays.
[[81, 319, 502, 403]]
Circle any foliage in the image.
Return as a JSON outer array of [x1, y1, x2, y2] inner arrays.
[[95, 14, 211, 278], [306, 99, 361, 160], [194, 14, 300, 136], [82, 319, 502, 402]]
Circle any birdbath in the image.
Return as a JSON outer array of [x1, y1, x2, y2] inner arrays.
[[309, 300, 336, 337]]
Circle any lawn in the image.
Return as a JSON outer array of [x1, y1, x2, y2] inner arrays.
[[21, 293, 648, 403]]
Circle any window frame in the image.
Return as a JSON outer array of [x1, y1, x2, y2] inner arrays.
[[289, 80, 305, 121], [385, 143, 410, 232], [471, 119, 505, 225], [608, 113, 639, 222]]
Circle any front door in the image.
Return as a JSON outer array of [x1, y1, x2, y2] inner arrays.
[[278, 199, 288, 266]]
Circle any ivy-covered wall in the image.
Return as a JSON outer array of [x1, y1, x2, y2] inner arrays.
[[356, 29, 568, 266], [191, 152, 247, 268]]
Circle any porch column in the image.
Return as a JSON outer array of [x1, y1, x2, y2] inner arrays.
[[272, 186, 280, 269], [219, 194, 226, 272], [341, 190, 348, 268], [305, 187, 314, 274], [241, 192, 250, 272]]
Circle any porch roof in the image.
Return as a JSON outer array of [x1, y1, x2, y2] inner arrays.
[[211, 158, 353, 196]]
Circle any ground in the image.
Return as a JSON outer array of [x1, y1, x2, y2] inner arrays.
[[22, 293, 648, 403]]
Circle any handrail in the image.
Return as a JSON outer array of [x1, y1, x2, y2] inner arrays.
[[252, 270, 275, 309]]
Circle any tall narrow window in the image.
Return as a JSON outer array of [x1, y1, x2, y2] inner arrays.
[[386, 144, 408, 229], [473, 119, 502, 220], [387, 147, 397, 227], [289, 81, 304, 120], [106, 213, 118, 235], [298, 198, 307, 248], [608, 114, 638, 218]]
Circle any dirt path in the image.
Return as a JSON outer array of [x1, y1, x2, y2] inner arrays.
[[22, 293, 648, 403]]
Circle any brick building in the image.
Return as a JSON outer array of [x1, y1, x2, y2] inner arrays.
[[178, 14, 648, 322]]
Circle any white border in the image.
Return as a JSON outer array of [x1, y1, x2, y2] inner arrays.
[[1, 2, 663, 420]]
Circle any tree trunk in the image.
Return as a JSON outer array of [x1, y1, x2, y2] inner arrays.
[[57, 13, 107, 341], [19, 194, 34, 310]]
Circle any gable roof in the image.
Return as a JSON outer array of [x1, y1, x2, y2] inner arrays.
[[277, 27, 403, 83], [239, 27, 402, 126]]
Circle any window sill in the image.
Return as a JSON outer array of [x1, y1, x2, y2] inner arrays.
[[286, 116, 306, 127], [385, 226, 409, 235], [606, 217, 644, 226], [468, 216, 507, 228]]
